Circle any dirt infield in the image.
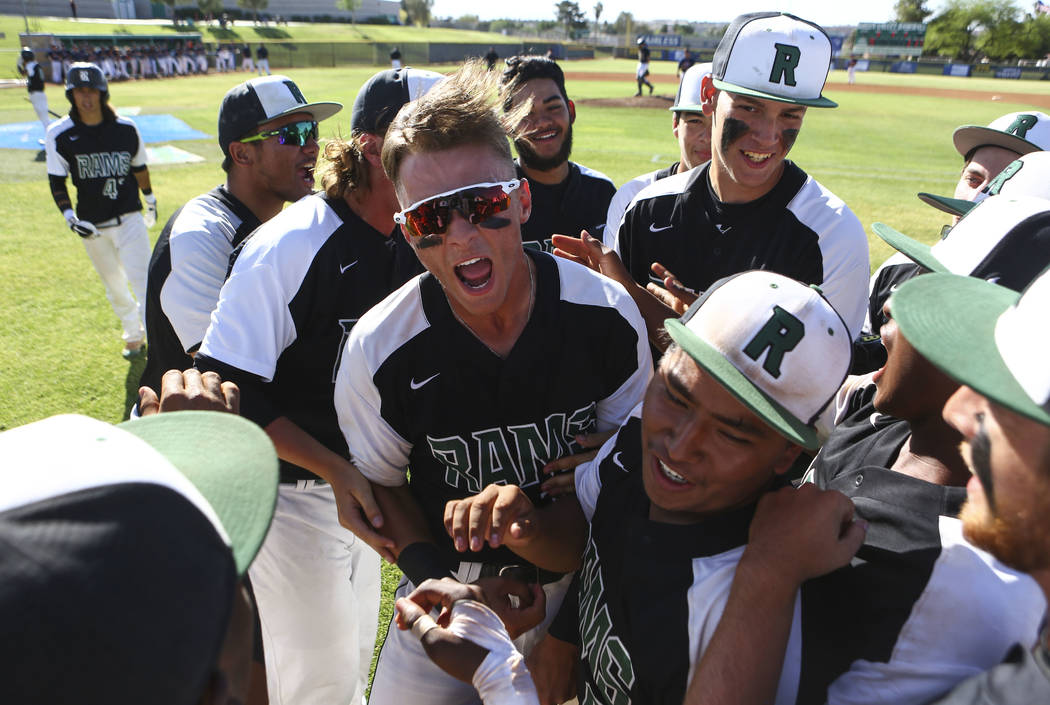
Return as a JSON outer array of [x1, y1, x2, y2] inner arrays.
[[563, 71, 1050, 110]]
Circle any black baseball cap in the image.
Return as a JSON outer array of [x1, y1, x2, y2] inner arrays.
[[218, 74, 342, 156], [0, 412, 278, 704], [350, 67, 445, 135]]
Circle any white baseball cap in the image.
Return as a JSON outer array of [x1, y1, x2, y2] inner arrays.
[[918, 151, 1050, 216], [892, 266, 1050, 427], [953, 111, 1050, 159], [670, 62, 713, 113], [712, 12, 836, 108], [665, 271, 851, 449], [872, 195, 1050, 293]]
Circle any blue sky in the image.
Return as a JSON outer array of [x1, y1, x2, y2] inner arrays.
[[429, 0, 939, 26]]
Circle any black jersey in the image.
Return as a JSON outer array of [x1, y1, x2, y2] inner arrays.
[[45, 115, 147, 223], [25, 61, 45, 93], [926, 635, 1050, 705], [574, 410, 803, 705], [196, 193, 420, 482], [335, 249, 651, 569], [615, 162, 870, 336], [638, 45, 651, 63], [140, 186, 261, 396], [799, 378, 1045, 704], [865, 253, 922, 335], [516, 161, 616, 252]]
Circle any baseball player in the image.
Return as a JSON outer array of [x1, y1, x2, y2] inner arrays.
[[865, 110, 1050, 336], [256, 44, 270, 75], [46, 62, 158, 357], [500, 55, 615, 251], [615, 12, 870, 338], [333, 61, 652, 705], [677, 48, 696, 79], [894, 270, 1050, 704], [241, 44, 254, 72], [635, 38, 653, 96], [18, 47, 52, 140], [193, 67, 444, 705], [445, 270, 854, 705], [604, 62, 713, 247], [140, 75, 342, 403]]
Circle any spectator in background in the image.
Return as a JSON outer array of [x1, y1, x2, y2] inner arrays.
[[677, 47, 696, 79], [484, 46, 499, 70], [256, 44, 270, 75]]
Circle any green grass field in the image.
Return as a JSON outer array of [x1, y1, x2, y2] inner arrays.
[[0, 57, 1043, 685]]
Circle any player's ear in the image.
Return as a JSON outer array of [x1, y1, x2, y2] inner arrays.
[[227, 141, 254, 169], [359, 132, 383, 168], [671, 112, 680, 138], [517, 178, 532, 224], [700, 76, 717, 117], [771, 442, 804, 477], [567, 99, 576, 124]]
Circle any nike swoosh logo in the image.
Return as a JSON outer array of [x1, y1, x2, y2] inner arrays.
[[612, 451, 626, 471], [869, 412, 883, 429], [410, 373, 440, 390], [649, 223, 673, 232], [339, 260, 359, 274], [69, 135, 79, 141]]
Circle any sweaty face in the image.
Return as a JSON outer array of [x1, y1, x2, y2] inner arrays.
[[673, 111, 712, 171], [706, 88, 805, 203], [872, 301, 959, 422], [244, 111, 320, 203], [944, 386, 1050, 572], [396, 142, 532, 322], [639, 347, 800, 523], [510, 78, 574, 172], [954, 145, 1021, 203]]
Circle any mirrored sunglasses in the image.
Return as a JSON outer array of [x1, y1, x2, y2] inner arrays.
[[240, 119, 318, 147], [393, 180, 522, 239]]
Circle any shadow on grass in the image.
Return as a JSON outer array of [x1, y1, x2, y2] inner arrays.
[[253, 27, 291, 39], [123, 354, 147, 420], [206, 28, 243, 40]]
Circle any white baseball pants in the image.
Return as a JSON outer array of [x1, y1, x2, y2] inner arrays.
[[249, 481, 381, 705], [81, 210, 149, 343], [369, 569, 572, 705], [29, 90, 51, 131]]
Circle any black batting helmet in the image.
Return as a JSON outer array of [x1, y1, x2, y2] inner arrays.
[[65, 62, 108, 103], [21, 47, 33, 62]]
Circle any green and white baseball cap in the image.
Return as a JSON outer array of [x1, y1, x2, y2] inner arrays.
[[953, 111, 1050, 159], [670, 62, 713, 113], [665, 271, 852, 449], [711, 12, 836, 108], [892, 267, 1050, 427], [918, 151, 1050, 217], [872, 195, 1050, 293]]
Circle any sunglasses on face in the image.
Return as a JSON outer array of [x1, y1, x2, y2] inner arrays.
[[240, 119, 319, 147], [393, 180, 522, 240]]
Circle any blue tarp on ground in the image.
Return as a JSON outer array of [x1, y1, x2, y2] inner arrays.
[[0, 114, 210, 150]]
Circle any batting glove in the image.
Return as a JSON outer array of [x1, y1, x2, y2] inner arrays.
[[64, 209, 99, 240], [143, 193, 158, 228]]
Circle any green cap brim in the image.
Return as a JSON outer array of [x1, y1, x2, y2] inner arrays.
[[712, 78, 837, 108], [892, 273, 1050, 427], [871, 222, 948, 274], [670, 103, 704, 113], [665, 319, 819, 449], [119, 411, 278, 576], [917, 191, 976, 217]]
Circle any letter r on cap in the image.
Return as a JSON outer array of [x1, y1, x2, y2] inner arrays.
[[769, 43, 800, 87], [743, 306, 805, 378]]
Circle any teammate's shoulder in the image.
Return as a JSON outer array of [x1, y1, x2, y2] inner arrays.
[[350, 275, 430, 365], [113, 115, 141, 132], [548, 251, 638, 311], [572, 161, 615, 187], [613, 169, 661, 200], [46, 116, 74, 138], [237, 193, 333, 256], [787, 170, 864, 236], [633, 166, 697, 203]]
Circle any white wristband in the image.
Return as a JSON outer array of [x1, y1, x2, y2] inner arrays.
[[62, 208, 76, 224], [144, 193, 157, 205], [447, 600, 540, 705]]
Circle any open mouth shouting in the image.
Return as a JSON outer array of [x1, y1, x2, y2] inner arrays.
[[652, 454, 693, 490], [299, 163, 315, 187], [454, 256, 494, 292]]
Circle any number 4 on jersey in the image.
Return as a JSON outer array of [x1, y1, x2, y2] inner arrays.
[[102, 178, 118, 200]]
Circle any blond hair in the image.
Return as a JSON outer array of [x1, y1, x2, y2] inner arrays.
[[317, 133, 372, 198], [381, 59, 530, 186]]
